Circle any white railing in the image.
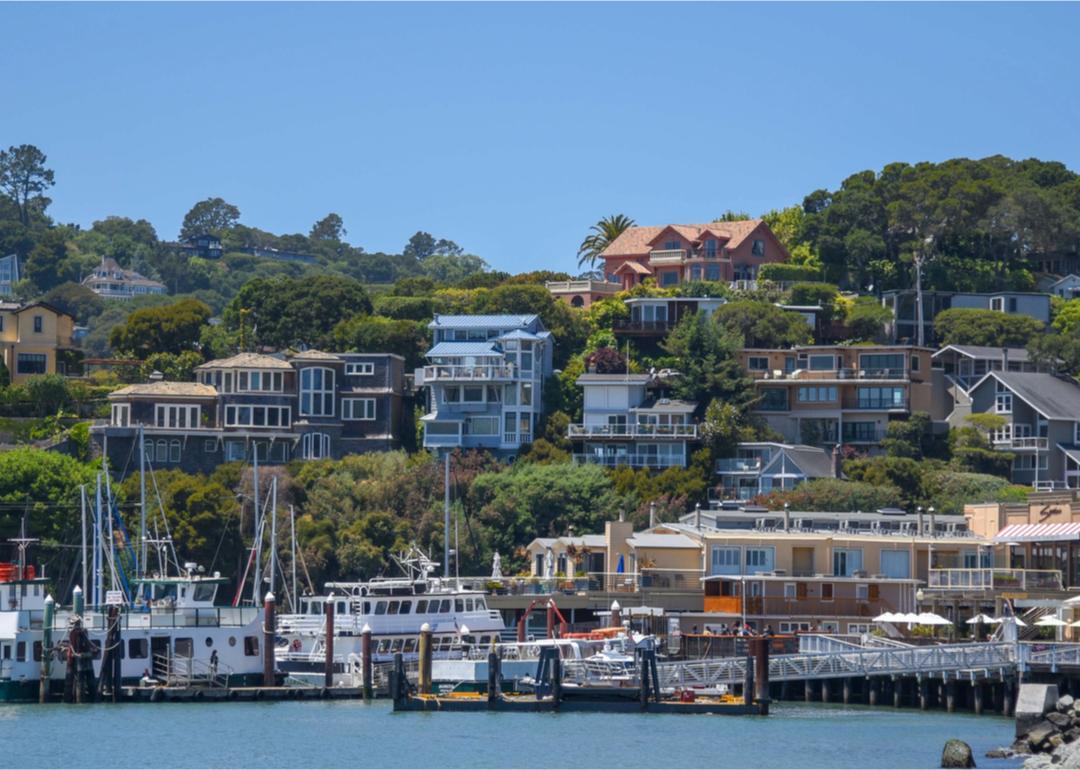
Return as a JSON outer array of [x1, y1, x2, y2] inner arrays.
[[568, 423, 698, 439], [544, 280, 620, 293], [502, 432, 532, 445], [573, 453, 686, 469], [751, 368, 909, 382], [927, 568, 1063, 591], [649, 249, 687, 265], [422, 365, 515, 382], [715, 458, 762, 473], [993, 436, 1048, 450]]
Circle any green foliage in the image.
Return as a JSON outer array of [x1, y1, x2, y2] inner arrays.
[[0, 448, 98, 543], [577, 214, 635, 270], [0, 144, 54, 227], [788, 282, 841, 323], [139, 351, 205, 382], [24, 374, 71, 417], [881, 413, 946, 460], [843, 456, 927, 508], [845, 297, 893, 342], [109, 298, 212, 357], [42, 282, 104, 323], [662, 312, 753, 408], [934, 308, 1044, 347], [713, 300, 814, 348], [755, 478, 901, 513], [373, 295, 436, 321], [225, 274, 372, 350], [920, 470, 1028, 515], [587, 297, 629, 331], [180, 197, 240, 240], [1052, 299, 1080, 335], [1029, 333, 1080, 376], [758, 262, 823, 282], [332, 315, 427, 369], [418, 253, 489, 284]]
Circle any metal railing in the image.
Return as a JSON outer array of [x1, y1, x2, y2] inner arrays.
[[484, 569, 703, 596], [648, 249, 688, 264], [568, 423, 698, 439], [927, 568, 1063, 592], [421, 365, 516, 382], [750, 368, 910, 382], [613, 319, 672, 333], [993, 436, 1048, 450], [573, 453, 686, 469], [715, 458, 762, 473]]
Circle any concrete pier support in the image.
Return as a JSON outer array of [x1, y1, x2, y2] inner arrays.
[[1003, 680, 1014, 717], [946, 679, 956, 713], [973, 682, 984, 715], [919, 678, 929, 710], [894, 678, 903, 708], [868, 678, 878, 707], [804, 680, 814, 702], [842, 678, 853, 705], [820, 679, 829, 703], [779, 680, 789, 702]]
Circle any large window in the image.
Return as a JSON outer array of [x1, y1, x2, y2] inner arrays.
[[32, 315, 43, 333], [300, 367, 335, 417], [710, 547, 740, 575], [236, 370, 284, 393], [842, 422, 877, 442], [747, 356, 769, 371], [880, 550, 910, 579], [859, 354, 905, 377], [302, 432, 331, 460], [995, 383, 1013, 414], [343, 398, 375, 421], [111, 404, 130, 427], [760, 388, 789, 411], [225, 405, 290, 428], [856, 387, 905, 409], [345, 362, 374, 376], [833, 548, 863, 577], [155, 404, 201, 429], [16, 353, 47, 375], [465, 416, 499, 435], [744, 547, 775, 574], [751, 239, 765, 257], [797, 386, 837, 403]]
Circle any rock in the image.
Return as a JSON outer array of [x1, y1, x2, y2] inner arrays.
[[1049, 712, 1072, 729], [1023, 754, 1053, 769], [1066, 728, 1080, 744], [1051, 735, 1066, 749], [986, 749, 1014, 759], [1060, 695, 1076, 712], [1020, 685, 1062, 737], [1029, 721, 1060, 751], [941, 739, 976, 768], [1048, 739, 1080, 768]]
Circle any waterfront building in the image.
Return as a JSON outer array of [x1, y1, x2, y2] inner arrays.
[[613, 296, 727, 338], [92, 351, 405, 473], [416, 314, 553, 455], [0, 254, 19, 296], [174, 233, 224, 259], [714, 442, 838, 501], [81, 257, 167, 299], [545, 279, 621, 308], [600, 220, 789, 290], [569, 371, 698, 469], [0, 301, 80, 384], [736, 344, 942, 449], [1042, 274, 1080, 299], [881, 289, 1051, 345]]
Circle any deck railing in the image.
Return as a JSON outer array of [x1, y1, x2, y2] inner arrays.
[[573, 453, 686, 469], [926, 568, 1063, 592], [568, 423, 697, 439]]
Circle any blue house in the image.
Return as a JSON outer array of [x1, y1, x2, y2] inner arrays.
[[417, 314, 553, 455]]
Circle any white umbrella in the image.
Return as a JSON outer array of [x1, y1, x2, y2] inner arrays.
[[1068, 620, 1080, 628], [1036, 617, 1068, 627], [966, 613, 994, 625], [916, 612, 952, 626], [992, 616, 1027, 627], [873, 612, 899, 623], [897, 612, 922, 624]]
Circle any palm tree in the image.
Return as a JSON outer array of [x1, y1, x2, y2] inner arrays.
[[577, 214, 636, 270]]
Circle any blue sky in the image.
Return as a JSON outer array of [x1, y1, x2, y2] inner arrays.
[[2, 2, 1078, 274]]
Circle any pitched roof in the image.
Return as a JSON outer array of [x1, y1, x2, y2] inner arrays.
[[428, 314, 539, 329], [602, 220, 764, 259], [979, 371, 1080, 420], [496, 329, 542, 341], [14, 301, 74, 319], [626, 533, 700, 550], [612, 260, 652, 275], [768, 445, 836, 480], [289, 349, 342, 362], [111, 382, 217, 398], [426, 342, 502, 357], [196, 352, 292, 370], [933, 345, 1031, 363], [631, 398, 697, 413]]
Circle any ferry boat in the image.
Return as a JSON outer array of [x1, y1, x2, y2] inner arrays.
[[275, 547, 508, 679], [0, 558, 266, 702]]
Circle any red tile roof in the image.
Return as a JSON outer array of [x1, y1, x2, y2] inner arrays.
[[613, 260, 653, 275], [602, 220, 765, 258]]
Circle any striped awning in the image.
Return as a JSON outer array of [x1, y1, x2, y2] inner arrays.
[[994, 523, 1080, 543]]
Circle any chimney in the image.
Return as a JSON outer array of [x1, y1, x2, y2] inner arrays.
[[916, 506, 925, 537], [618, 509, 625, 523], [928, 506, 936, 538], [649, 501, 657, 529], [1002, 347, 1009, 372], [832, 444, 842, 478], [694, 503, 702, 530], [783, 502, 791, 533]]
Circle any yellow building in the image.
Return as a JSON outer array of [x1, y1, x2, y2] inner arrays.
[[0, 301, 79, 384]]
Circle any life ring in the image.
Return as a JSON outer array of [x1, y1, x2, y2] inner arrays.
[[291, 639, 302, 652]]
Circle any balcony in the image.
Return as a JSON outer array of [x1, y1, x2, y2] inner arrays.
[[750, 368, 910, 382], [480, 569, 704, 596], [648, 248, 687, 265], [574, 452, 686, 469], [612, 319, 672, 334], [715, 458, 763, 474], [993, 436, 1048, 450], [420, 364, 516, 383], [927, 568, 1063, 592], [568, 423, 698, 440], [545, 279, 620, 293], [703, 596, 892, 618]]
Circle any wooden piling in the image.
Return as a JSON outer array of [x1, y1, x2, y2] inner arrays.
[[361, 625, 373, 700], [323, 594, 335, 689], [743, 655, 754, 706], [263, 592, 276, 687], [842, 677, 852, 705], [1002, 679, 1014, 717], [418, 623, 433, 694], [946, 679, 956, 713], [753, 638, 770, 704], [893, 678, 902, 708], [973, 681, 984, 715], [919, 678, 929, 710], [39, 595, 54, 703], [487, 652, 499, 705], [820, 678, 828, 703], [804, 679, 814, 702]]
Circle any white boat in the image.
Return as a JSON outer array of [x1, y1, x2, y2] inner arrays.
[[275, 547, 508, 680]]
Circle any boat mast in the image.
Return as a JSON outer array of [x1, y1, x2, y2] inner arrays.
[[80, 484, 87, 596], [443, 452, 450, 580], [251, 449, 261, 605], [139, 423, 147, 583], [290, 504, 298, 613], [93, 473, 102, 607], [269, 476, 277, 596]]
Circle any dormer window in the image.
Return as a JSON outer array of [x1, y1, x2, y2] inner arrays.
[[752, 239, 766, 257], [705, 239, 718, 258], [663, 239, 681, 250]]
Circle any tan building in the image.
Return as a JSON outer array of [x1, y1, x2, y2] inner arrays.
[[0, 301, 79, 384], [544, 279, 621, 309], [737, 345, 943, 448]]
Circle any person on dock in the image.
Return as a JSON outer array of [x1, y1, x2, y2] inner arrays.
[[210, 649, 219, 677]]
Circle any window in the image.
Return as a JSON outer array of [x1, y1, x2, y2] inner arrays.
[[128, 638, 148, 659], [859, 354, 905, 377], [744, 547, 775, 574], [243, 636, 259, 656], [204, 439, 217, 453], [760, 388, 788, 411], [174, 638, 194, 657], [880, 550, 910, 579], [783, 583, 797, 599], [856, 584, 869, 600], [33, 315, 43, 333], [910, 355, 920, 372], [300, 367, 335, 417], [225, 441, 245, 461], [991, 297, 1004, 312], [302, 432, 331, 460], [797, 386, 837, 403], [663, 239, 681, 250], [705, 239, 718, 258], [995, 383, 1013, 414], [465, 416, 499, 436], [16, 353, 47, 375], [710, 547, 740, 575], [806, 355, 836, 371], [463, 386, 484, 403], [111, 404, 131, 427], [343, 398, 376, 421], [705, 263, 721, 281], [842, 422, 877, 442], [821, 583, 834, 601], [856, 387, 905, 409], [521, 383, 532, 406], [660, 271, 678, 287], [833, 548, 863, 577], [747, 356, 769, 371], [155, 440, 168, 463], [345, 362, 374, 376], [751, 239, 765, 257], [169, 440, 181, 463], [16, 641, 26, 661], [155, 404, 200, 429], [225, 405, 290, 428]]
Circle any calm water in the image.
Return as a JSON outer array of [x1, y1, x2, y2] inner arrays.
[[0, 700, 1023, 768]]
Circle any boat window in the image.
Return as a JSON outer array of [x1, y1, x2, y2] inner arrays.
[[337, 601, 346, 614], [377, 640, 390, 654], [205, 637, 214, 648], [228, 636, 237, 647], [476, 598, 486, 611], [33, 641, 42, 662], [16, 641, 25, 662], [2, 645, 9, 659], [390, 638, 403, 652], [403, 638, 417, 653], [175, 638, 194, 658], [362, 601, 371, 615], [244, 636, 259, 656], [374, 601, 387, 615], [129, 639, 148, 659], [300, 601, 308, 613], [439, 600, 451, 613], [439, 636, 452, 651], [455, 599, 464, 613], [480, 635, 490, 646], [415, 600, 427, 614], [311, 602, 322, 615], [387, 601, 400, 615], [193, 584, 216, 603], [399, 600, 411, 615], [468, 599, 477, 612]]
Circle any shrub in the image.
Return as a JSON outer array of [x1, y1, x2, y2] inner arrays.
[[758, 263, 823, 283]]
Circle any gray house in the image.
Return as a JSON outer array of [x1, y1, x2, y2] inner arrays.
[[882, 290, 1051, 345], [715, 442, 838, 501], [963, 371, 1080, 490], [416, 314, 553, 456]]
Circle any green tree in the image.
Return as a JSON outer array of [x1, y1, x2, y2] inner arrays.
[[24, 374, 72, 417], [110, 299, 212, 357], [880, 413, 945, 460], [846, 297, 893, 342], [755, 478, 901, 512], [332, 315, 428, 369], [180, 197, 241, 240], [713, 300, 814, 348], [788, 282, 841, 323], [1052, 299, 1080, 335], [662, 312, 753, 408], [934, 308, 1044, 347], [0, 448, 97, 545], [140, 351, 206, 381], [1029, 333, 1080, 376], [0, 144, 55, 226], [577, 214, 635, 270], [42, 282, 104, 324], [310, 213, 346, 242]]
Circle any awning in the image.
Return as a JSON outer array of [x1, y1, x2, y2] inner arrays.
[[994, 523, 1080, 543]]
